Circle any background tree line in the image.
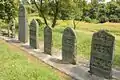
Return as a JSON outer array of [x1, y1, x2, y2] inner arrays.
[[0, 0, 120, 28], [29, 0, 120, 24]]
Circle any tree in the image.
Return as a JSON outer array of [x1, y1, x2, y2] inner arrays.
[[33, 0, 80, 28], [106, 1, 120, 22], [33, 0, 59, 28], [0, 0, 18, 36], [32, 0, 120, 24], [98, 3, 107, 19]]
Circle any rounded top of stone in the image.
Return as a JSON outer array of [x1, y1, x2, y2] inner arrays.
[[93, 30, 115, 40], [30, 19, 39, 27], [63, 27, 76, 36], [19, 3, 24, 8], [44, 26, 52, 29], [32, 19, 37, 23], [19, 3, 25, 17]]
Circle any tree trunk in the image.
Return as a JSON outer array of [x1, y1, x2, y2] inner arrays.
[[73, 20, 76, 29], [7, 26, 10, 37]]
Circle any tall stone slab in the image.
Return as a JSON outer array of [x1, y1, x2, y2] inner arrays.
[[44, 26, 52, 55], [89, 30, 115, 79], [18, 4, 28, 43], [29, 19, 39, 49], [62, 27, 76, 64]]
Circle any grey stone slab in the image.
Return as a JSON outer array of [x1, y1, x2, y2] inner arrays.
[[89, 30, 115, 79], [18, 4, 28, 43], [62, 27, 77, 65], [44, 26, 52, 55], [29, 19, 39, 49]]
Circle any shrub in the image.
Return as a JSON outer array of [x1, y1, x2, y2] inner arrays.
[[84, 16, 91, 23], [75, 16, 82, 21], [0, 19, 7, 29], [109, 15, 119, 23], [99, 15, 108, 23], [91, 19, 99, 24]]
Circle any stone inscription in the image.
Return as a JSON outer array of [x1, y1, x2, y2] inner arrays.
[[44, 26, 52, 55], [62, 27, 76, 64], [89, 30, 115, 79], [29, 19, 39, 49], [18, 4, 28, 43]]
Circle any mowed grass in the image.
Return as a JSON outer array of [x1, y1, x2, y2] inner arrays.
[[0, 40, 71, 80], [37, 20, 120, 67]]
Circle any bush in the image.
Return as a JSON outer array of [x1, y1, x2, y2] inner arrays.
[[91, 19, 99, 24], [75, 16, 82, 21], [0, 19, 7, 29], [99, 15, 108, 23], [109, 15, 119, 23], [84, 16, 91, 23]]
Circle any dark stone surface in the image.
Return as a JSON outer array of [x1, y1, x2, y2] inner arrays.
[[44, 26, 52, 55], [29, 19, 39, 49], [18, 4, 28, 43], [89, 30, 115, 79], [62, 27, 77, 64]]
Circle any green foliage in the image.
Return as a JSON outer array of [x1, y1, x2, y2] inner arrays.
[[30, 0, 120, 23], [0, 19, 7, 29], [84, 16, 91, 23], [91, 19, 99, 24], [99, 15, 108, 23], [0, 0, 18, 23], [109, 15, 120, 22]]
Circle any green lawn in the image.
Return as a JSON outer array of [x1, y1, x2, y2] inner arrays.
[[0, 40, 71, 80]]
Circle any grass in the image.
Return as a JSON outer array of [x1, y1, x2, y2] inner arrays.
[[36, 20, 120, 68], [0, 40, 71, 80]]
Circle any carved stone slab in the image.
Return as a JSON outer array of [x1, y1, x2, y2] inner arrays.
[[44, 26, 52, 55], [18, 4, 28, 43], [62, 27, 77, 64], [29, 19, 39, 49], [89, 30, 115, 79]]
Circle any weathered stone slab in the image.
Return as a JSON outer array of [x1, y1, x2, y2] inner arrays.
[[44, 26, 52, 55], [18, 4, 28, 43], [62, 27, 76, 64], [89, 30, 115, 79], [29, 19, 39, 49]]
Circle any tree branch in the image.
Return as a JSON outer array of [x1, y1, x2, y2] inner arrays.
[[33, 0, 48, 26], [51, 0, 59, 28], [73, 19, 79, 29]]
